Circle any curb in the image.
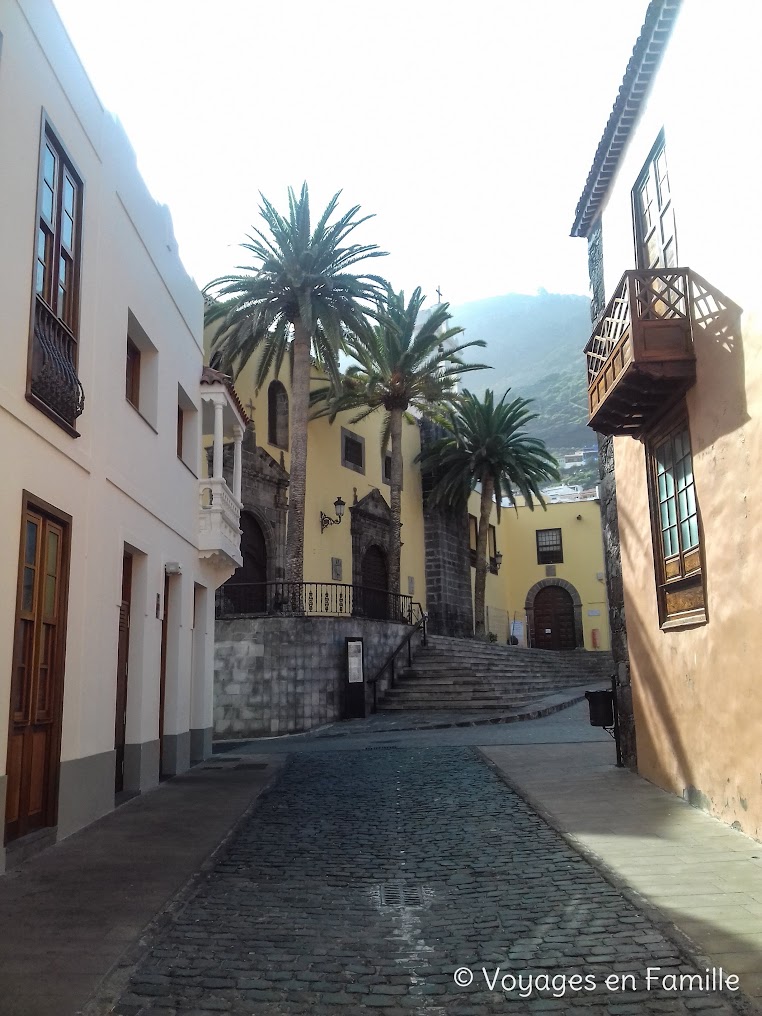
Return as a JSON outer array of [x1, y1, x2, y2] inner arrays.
[[315, 684, 605, 737], [80, 757, 289, 1016], [477, 748, 761, 1016]]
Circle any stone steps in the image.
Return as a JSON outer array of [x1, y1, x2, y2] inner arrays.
[[376, 633, 612, 713]]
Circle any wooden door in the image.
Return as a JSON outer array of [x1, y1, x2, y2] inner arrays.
[[533, 586, 576, 651], [6, 505, 69, 844], [159, 573, 169, 775], [361, 545, 389, 619], [225, 513, 267, 613], [114, 552, 132, 793]]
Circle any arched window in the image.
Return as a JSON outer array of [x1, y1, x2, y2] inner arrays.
[[267, 380, 289, 449]]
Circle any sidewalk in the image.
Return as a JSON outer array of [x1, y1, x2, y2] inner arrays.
[[214, 681, 608, 747], [482, 741, 762, 1010], [0, 754, 282, 1016]]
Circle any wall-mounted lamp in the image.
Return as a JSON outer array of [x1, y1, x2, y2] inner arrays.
[[495, 551, 503, 572], [165, 561, 182, 575], [320, 496, 346, 533]]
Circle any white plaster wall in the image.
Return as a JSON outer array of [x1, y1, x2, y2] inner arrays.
[[0, 0, 221, 796]]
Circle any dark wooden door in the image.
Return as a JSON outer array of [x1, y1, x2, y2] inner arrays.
[[114, 552, 132, 793], [533, 586, 576, 651], [159, 573, 169, 775], [225, 513, 268, 613], [361, 545, 389, 619], [6, 506, 69, 844]]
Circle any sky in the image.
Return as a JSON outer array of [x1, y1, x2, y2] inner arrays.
[[52, 0, 648, 308]]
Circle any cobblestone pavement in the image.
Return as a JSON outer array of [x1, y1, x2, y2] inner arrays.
[[112, 747, 745, 1015]]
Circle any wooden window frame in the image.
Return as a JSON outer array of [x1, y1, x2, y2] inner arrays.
[[27, 116, 85, 436], [632, 130, 678, 271], [488, 524, 498, 575], [645, 405, 707, 629], [176, 404, 184, 460], [267, 380, 289, 450], [468, 514, 478, 568], [341, 427, 365, 474], [381, 452, 402, 490], [536, 528, 563, 565], [126, 337, 141, 409]]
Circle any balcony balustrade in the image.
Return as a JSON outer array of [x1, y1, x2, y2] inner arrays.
[[29, 297, 85, 429], [585, 268, 735, 437], [198, 476, 243, 570]]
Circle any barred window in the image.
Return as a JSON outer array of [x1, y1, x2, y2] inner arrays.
[[536, 528, 563, 565]]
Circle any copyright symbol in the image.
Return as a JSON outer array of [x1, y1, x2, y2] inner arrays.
[[454, 967, 473, 987]]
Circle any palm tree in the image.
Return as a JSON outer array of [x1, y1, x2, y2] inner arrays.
[[204, 183, 388, 584], [417, 389, 560, 639], [312, 287, 488, 601]]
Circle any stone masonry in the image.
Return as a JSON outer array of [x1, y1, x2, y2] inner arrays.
[[419, 418, 474, 639], [214, 616, 415, 738], [112, 746, 745, 1015]]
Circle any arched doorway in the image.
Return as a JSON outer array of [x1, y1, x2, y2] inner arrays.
[[226, 512, 268, 613], [360, 544, 389, 619], [532, 585, 577, 650]]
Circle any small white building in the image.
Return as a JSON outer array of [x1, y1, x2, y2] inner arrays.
[[0, 0, 244, 867]]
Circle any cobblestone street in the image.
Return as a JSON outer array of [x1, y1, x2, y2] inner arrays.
[[111, 746, 746, 1016]]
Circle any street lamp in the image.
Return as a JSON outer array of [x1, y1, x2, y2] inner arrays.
[[320, 496, 346, 533]]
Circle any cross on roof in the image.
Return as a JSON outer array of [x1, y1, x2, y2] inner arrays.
[[245, 399, 256, 418], [436, 285, 443, 303]]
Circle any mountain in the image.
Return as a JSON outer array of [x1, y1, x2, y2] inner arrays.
[[449, 290, 594, 454]]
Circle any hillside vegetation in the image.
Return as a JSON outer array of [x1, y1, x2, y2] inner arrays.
[[449, 290, 594, 454]]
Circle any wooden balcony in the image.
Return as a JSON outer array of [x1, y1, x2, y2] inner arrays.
[[585, 268, 729, 437]]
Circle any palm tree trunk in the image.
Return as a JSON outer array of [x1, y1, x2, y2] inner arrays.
[[285, 319, 310, 586], [474, 473, 494, 640], [388, 408, 403, 602]]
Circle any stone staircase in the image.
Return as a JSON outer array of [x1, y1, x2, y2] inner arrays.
[[377, 634, 613, 712]]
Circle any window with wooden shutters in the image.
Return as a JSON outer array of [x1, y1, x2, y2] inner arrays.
[[28, 121, 85, 432], [646, 408, 706, 627]]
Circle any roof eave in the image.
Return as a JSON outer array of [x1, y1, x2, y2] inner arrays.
[[570, 0, 683, 239]]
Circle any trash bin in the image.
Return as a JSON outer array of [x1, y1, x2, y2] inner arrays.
[[585, 689, 614, 727]]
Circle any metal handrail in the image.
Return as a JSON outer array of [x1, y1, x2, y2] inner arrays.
[[368, 608, 427, 713]]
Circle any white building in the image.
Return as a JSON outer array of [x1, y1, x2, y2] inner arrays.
[[0, 0, 244, 867]]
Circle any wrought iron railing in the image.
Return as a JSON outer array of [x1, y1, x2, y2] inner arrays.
[[29, 297, 85, 426], [368, 610, 428, 712], [216, 581, 421, 624]]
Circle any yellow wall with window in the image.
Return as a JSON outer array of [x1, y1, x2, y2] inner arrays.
[[468, 492, 610, 650], [209, 345, 428, 608]]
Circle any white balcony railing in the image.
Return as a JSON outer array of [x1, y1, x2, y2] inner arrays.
[[198, 477, 243, 569]]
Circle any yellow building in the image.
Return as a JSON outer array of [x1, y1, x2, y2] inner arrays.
[[571, 0, 762, 837], [471, 494, 610, 652], [210, 325, 612, 737]]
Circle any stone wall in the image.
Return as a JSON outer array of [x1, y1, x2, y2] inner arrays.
[[419, 418, 474, 638], [214, 616, 415, 738]]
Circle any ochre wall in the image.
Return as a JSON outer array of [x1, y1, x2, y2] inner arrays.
[[467, 493, 610, 650], [217, 349, 429, 608], [594, 4, 762, 837]]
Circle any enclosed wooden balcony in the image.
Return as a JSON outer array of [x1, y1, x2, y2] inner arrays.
[[585, 268, 731, 437]]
